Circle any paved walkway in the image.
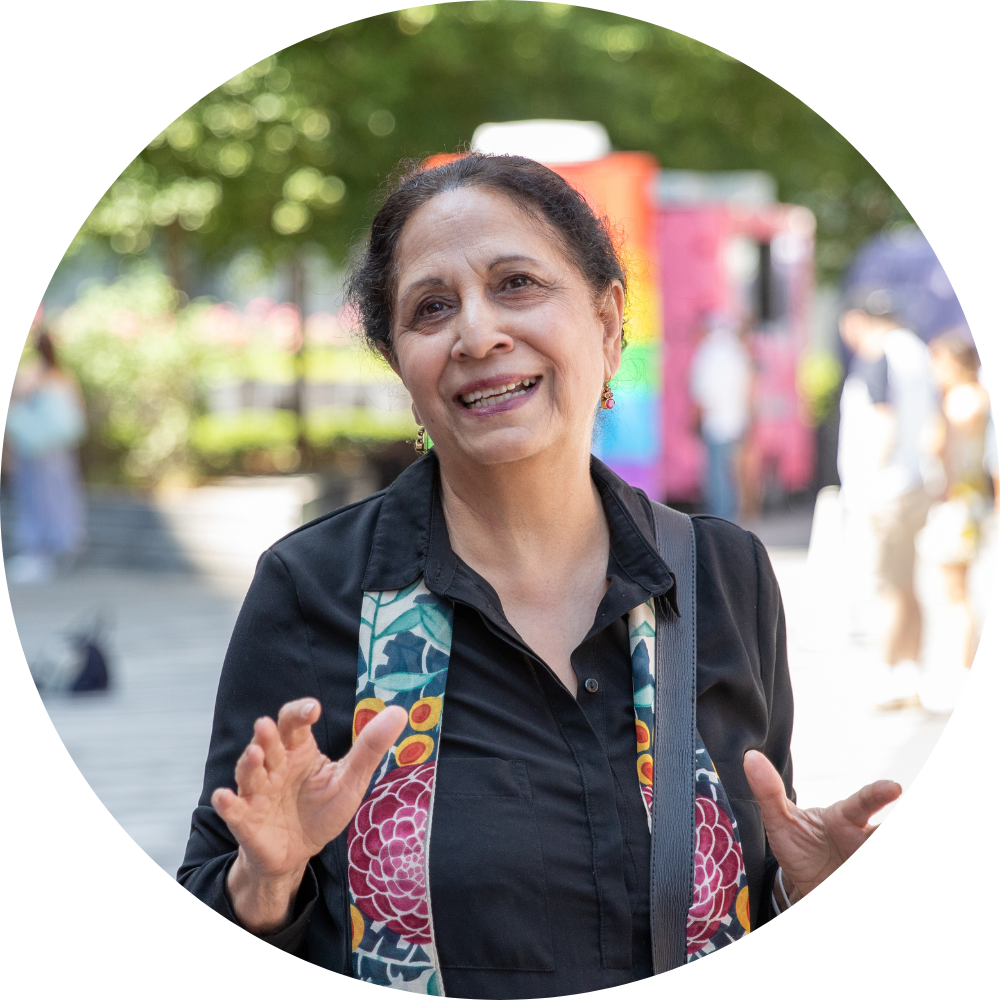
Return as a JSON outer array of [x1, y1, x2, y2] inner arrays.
[[10, 515, 993, 875], [12, 571, 241, 874]]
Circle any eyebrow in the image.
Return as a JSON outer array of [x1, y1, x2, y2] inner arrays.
[[487, 254, 545, 269], [399, 276, 449, 301]]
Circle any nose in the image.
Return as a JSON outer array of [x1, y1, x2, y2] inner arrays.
[[451, 291, 513, 361]]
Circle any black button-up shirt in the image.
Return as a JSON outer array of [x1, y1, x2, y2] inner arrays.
[[180, 454, 794, 999]]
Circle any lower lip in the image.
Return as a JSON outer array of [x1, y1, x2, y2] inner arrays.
[[457, 380, 540, 416]]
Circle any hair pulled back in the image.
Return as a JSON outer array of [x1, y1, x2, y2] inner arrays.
[[35, 331, 59, 369], [345, 153, 627, 355], [930, 330, 979, 375]]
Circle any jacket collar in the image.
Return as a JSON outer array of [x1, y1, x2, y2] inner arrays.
[[363, 450, 677, 611]]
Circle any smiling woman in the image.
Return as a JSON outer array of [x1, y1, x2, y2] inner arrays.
[[178, 153, 900, 998]]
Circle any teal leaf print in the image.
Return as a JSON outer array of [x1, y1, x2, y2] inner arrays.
[[633, 683, 655, 707], [374, 669, 446, 692], [419, 604, 452, 649], [375, 606, 426, 639]]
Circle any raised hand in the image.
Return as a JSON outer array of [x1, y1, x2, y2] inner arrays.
[[212, 698, 406, 933], [743, 749, 902, 901]]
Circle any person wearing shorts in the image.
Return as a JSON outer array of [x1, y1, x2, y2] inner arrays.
[[838, 289, 938, 708]]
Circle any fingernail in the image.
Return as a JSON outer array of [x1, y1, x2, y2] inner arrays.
[[301, 700, 315, 716]]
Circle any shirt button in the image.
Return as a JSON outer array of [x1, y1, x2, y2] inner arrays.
[[584, 678, 599, 693]]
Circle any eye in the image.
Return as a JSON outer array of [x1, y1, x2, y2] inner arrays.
[[416, 297, 449, 318], [502, 274, 534, 291]]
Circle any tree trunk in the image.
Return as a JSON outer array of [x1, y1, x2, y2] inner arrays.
[[164, 222, 189, 300], [288, 252, 310, 466]]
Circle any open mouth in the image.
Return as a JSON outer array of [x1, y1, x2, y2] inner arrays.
[[459, 377, 539, 410]]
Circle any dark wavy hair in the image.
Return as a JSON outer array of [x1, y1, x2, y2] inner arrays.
[[345, 153, 628, 356]]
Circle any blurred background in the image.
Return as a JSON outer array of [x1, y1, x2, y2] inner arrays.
[[3, 3, 993, 874]]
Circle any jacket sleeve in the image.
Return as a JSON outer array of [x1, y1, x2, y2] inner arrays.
[[750, 532, 795, 926], [692, 516, 795, 931], [177, 548, 325, 955]]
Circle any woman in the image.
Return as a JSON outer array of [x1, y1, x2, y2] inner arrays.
[[917, 334, 991, 703], [180, 155, 899, 997], [5, 330, 87, 584]]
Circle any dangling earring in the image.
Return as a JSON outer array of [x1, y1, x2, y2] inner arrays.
[[601, 382, 616, 410], [414, 425, 429, 455]]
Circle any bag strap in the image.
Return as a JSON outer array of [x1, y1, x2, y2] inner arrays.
[[649, 502, 697, 974]]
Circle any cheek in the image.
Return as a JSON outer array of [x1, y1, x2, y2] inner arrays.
[[394, 335, 450, 408], [527, 305, 605, 376]]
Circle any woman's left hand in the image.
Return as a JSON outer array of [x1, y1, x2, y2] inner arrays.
[[743, 750, 902, 900]]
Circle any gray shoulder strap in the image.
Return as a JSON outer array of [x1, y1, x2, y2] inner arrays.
[[649, 502, 697, 975]]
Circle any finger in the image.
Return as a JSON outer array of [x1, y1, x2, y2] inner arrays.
[[253, 716, 286, 773], [743, 750, 794, 833], [838, 779, 902, 828], [234, 742, 268, 797], [211, 786, 249, 828], [340, 706, 408, 795], [277, 698, 321, 750]]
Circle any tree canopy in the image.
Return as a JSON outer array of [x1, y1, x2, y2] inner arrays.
[[71, 2, 910, 290]]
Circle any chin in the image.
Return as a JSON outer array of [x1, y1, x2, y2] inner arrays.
[[451, 428, 550, 467]]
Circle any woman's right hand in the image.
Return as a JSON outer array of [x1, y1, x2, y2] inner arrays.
[[211, 697, 407, 934]]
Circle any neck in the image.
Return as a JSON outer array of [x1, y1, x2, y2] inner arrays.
[[436, 436, 606, 578]]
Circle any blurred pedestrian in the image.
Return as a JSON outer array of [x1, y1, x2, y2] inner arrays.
[[4, 330, 87, 584], [689, 314, 752, 522], [985, 411, 999, 510], [837, 288, 938, 709], [917, 333, 991, 676], [735, 319, 763, 520]]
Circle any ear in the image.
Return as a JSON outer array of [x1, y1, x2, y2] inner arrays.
[[599, 281, 625, 379], [379, 343, 402, 379]]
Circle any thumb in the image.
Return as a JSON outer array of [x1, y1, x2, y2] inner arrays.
[[340, 706, 408, 796], [744, 750, 793, 833]]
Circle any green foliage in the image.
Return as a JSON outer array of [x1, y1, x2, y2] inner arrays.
[[53, 270, 223, 482], [71, 2, 910, 286], [189, 408, 298, 457], [48, 270, 417, 484]]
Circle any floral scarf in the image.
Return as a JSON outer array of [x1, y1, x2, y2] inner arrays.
[[347, 579, 750, 994]]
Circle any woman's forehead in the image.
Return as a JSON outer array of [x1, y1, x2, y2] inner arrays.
[[395, 186, 562, 276]]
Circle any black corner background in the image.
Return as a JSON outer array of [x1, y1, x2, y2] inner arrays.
[[3, 6, 996, 996]]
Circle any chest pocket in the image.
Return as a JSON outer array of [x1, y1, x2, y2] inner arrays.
[[428, 757, 555, 971]]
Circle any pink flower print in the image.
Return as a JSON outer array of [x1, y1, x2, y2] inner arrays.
[[640, 783, 653, 816], [687, 794, 744, 953], [348, 762, 435, 944]]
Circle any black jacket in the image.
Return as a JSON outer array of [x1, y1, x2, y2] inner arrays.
[[179, 454, 794, 997]]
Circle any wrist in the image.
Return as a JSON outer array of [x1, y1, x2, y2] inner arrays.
[[227, 851, 308, 934], [772, 867, 803, 913]]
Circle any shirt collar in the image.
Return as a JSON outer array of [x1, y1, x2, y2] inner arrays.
[[363, 451, 677, 613]]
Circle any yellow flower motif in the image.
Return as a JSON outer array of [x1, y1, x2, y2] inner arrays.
[[353, 697, 386, 742], [395, 734, 434, 767], [635, 720, 651, 752], [637, 753, 653, 786], [409, 696, 442, 732], [735, 885, 751, 933], [350, 904, 365, 950]]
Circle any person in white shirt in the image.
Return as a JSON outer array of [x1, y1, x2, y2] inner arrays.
[[689, 315, 752, 522], [837, 288, 938, 709]]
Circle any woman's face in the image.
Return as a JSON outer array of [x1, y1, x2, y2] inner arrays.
[[388, 186, 623, 470], [929, 346, 967, 392]]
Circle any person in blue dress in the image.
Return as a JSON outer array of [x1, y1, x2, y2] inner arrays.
[[5, 330, 87, 584]]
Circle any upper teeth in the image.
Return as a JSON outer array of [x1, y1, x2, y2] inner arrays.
[[461, 378, 537, 407]]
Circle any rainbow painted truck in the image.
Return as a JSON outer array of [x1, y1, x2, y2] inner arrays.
[[433, 125, 817, 505]]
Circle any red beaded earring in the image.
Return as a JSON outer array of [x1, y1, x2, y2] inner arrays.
[[601, 382, 615, 409]]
